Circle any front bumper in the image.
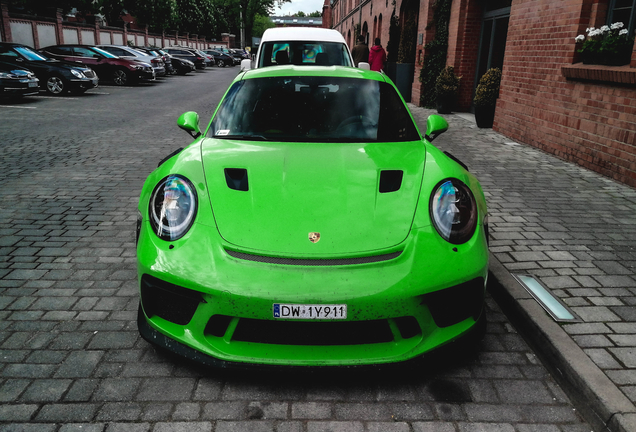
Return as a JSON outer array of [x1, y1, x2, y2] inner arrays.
[[0, 78, 39, 96], [137, 219, 489, 367]]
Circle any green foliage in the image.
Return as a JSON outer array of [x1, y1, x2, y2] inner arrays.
[[397, 12, 416, 64], [473, 68, 501, 108], [253, 13, 275, 37], [308, 11, 322, 17], [386, 10, 400, 63], [125, 0, 178, 32], [575, 22, 634, 65], [419, 0, 451, 108], [435, 66, 461, 99]]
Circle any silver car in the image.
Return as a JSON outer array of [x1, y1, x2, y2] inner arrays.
[[97, 45, 165, 77]]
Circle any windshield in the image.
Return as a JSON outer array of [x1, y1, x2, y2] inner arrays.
[[15, 46, 49, 61], [210, 76, 420, 143], [91, 47, 118, 59], [258, 41, 352, 67]]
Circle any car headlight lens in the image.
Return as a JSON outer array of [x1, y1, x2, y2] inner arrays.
[[70, 69, 85, 78], [430, 179, 478, 244], [149, 175, 197, 241]]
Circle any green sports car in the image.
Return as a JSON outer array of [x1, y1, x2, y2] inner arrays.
[[136, 65, 489, 367]]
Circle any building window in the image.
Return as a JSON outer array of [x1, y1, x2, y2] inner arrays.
[[609, 0, 636, 33]]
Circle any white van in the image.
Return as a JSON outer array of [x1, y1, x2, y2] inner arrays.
[[242, 27, 369, 70]]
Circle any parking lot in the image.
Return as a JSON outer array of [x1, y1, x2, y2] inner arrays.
[[0, 68, 592, 431]]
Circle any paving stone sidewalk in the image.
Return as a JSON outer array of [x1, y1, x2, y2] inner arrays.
[[409, 106, 636, 431]]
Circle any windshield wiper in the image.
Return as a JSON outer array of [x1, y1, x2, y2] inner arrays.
[[215, 134, 269, 141]]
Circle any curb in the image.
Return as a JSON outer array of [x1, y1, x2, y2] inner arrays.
[[488, 252, 636, 432]]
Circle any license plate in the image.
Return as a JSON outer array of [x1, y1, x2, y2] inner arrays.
[[273, 304, 347, 319], [28, 82, 38, 87]]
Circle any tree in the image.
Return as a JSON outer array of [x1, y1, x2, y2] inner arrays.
[[308, 11, 321, 17], [294, 11, 306, 17], [253, 13, 275, 37]]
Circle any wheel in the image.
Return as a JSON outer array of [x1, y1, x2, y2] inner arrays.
[[46, 75, 66, 95], [217, 59, 225, 67], [112, 68, 129, 86]]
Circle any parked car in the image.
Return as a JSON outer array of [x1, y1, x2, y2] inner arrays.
[[246, 27, 357, 70], [0, 61, 39, 99], [41, 45, 155, 85], [136, 65, 489, 368], [97, 45, 165, 77], [229, 48, 247, 65], [195, 49, 215, 67], [202, 49, 234, 67], [135, 47, 174, 75], [168, 55, 196, 75], [163, 47, 207, 70], [0, 42, 97, 95]]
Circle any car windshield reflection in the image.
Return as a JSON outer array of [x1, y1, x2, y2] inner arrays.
[[15, 46, 49, 61], [210, 76, 420, 143]]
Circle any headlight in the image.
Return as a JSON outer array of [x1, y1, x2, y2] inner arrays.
[[429, 179, 478, 244], [149, 175, 197, 241], [0, 72, 15, 78], [70, 69, 85, 78]]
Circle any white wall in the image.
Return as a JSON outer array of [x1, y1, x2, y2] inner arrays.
[[10, 21, 34, 47], [37, 23, 57, 47], [63, 27, 79, 44], [81, 30, 95, 45]]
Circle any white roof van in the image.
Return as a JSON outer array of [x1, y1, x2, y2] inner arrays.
[[242, 27, 369, 70]]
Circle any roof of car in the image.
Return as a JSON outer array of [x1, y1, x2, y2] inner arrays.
[[260, 27, 347, 43], [240, 64, 386, 81]]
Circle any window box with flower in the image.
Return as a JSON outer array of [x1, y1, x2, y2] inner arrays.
[[575, 22, 635, 66]]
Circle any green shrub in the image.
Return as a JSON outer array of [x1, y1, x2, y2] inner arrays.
[[435, 66, 461, 99], [473, 68, 501, 108]]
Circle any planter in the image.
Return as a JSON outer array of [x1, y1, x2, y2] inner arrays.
[[385, 62, 414, 102], [580, 49, 632, 66], [436, 96, 455, 114], [474, 106, 496, 128]]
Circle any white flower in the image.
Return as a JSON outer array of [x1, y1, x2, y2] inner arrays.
[[601, 25, 610, 32], [611, 22, 624, 30], [575, 35, 585, 43], [620, 29, 629, 35], [586, 27, 595, 34], [588, 29, 602, 37]]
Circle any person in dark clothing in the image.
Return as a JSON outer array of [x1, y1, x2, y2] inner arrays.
[[351, 35, 369, 67], [368, 38, 387, 72]]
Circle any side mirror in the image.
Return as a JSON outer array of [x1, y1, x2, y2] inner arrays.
[[240, 59, 252, 71], [177, 111, 202, 139], [425, 114, 449, 142], [358, 62, 370, 70]]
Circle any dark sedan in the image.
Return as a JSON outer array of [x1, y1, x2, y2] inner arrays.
[[0, 61, 39, 99], [202, 49, 234, 67], [41, 45, 155, 86], [0, 42, 97, 95], [163, 47, 207, 70]]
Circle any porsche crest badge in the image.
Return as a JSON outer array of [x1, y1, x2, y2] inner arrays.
[[308, 232, 320, 243]]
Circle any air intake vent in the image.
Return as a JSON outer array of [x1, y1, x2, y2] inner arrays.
[[379, 170, 403, 193], [225, 168, 249, 191]]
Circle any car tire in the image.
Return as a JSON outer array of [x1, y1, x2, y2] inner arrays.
[[46, 75, 66, 95], [217, 60, 225, 67], [112, 68, 129, 86]]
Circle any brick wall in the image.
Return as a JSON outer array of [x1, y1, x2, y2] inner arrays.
[[447, 0, 482, 110], [495, 0, 636, 187]]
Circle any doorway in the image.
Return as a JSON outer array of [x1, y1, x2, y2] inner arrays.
[[475, 1, 511, 91]]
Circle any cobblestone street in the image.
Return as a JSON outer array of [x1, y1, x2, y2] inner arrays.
[[0, 68, 592, 431]]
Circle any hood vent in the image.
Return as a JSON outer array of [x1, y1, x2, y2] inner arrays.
[[379, 170, 404, 193], [224, 168, 249, 191]]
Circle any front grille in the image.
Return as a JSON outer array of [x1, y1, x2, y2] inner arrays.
[[83, 70, 96, 79], [140, 274, 204, 325], [225, 249, 402, 266], [231, 318, 394, 345], [424, 277, 485, 328]]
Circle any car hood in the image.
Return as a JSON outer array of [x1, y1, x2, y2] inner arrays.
[[200, 138, 426, 256]]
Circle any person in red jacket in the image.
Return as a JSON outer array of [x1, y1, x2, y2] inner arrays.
[[368, 38, 386, 72]]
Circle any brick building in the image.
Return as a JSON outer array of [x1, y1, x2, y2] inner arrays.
[[327, 0, 636, 187]]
